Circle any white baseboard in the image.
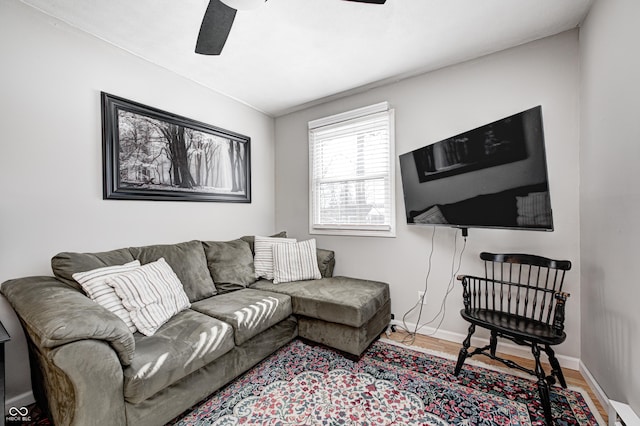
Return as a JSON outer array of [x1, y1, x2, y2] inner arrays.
[[578, 361, 640, 426], [608, 400, 640, 426], [578, 360, 610, 414], [5, 391, 35, 414], [391, 319, 580, 370]]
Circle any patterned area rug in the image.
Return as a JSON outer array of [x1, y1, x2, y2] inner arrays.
[[170, 338, 602, 426]]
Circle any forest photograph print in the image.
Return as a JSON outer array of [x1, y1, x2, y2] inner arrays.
[[102, 93, 251, 202]]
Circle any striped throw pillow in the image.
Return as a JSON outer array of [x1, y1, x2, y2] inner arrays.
[[254, 235, 296, 280], [272, 239, 322, 284], [107, 258, 191, 336], [72, 260, 141, 332]]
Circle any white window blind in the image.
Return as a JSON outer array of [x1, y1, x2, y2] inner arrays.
[[309, 102, 395, 237]]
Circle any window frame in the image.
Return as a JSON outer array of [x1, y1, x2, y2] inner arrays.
[[308, 102, 396, 237]]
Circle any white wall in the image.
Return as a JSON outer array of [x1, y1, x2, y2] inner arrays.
[[579, 0, 640, 413], [0, 0, 275, 406], [276, 31, 581, 358]]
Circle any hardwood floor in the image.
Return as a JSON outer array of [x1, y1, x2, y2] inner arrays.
[[383, 330, 608, 423]]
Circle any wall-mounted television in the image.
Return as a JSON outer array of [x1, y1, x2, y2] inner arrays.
[[399, 106, 553, 231]]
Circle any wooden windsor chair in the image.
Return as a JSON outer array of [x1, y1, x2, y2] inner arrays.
[[453, 252, 572, 425]]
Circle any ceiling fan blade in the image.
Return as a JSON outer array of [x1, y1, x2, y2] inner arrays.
[[343, 0, 387, 3], [195, 0, 237, 55]]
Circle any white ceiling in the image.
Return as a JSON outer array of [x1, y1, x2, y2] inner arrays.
[[21, 0, 593, 116]]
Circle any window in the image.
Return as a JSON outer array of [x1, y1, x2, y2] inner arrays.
[[309, 102, 395, 237]]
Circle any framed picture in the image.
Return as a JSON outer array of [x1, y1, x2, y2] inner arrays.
[[101, 92, 251, 202]]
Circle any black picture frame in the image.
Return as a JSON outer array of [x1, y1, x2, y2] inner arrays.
[[102, 92, 251, 202]]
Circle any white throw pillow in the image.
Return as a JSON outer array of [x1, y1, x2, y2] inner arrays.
[[107, 258, 191, 336], [72, 260, 141, 332], [272, 239, 322, 284], [254, 235, 296, 280]]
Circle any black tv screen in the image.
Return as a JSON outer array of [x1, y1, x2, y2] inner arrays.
[[399, 106, 553, 231]]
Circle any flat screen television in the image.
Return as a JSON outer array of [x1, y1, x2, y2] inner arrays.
[[399, 106, 553, 231]]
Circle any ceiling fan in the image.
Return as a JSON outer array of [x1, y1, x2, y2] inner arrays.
[[195, 0, 387, 55]]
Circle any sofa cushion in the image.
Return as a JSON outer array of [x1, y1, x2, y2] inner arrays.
[[107, 258, 191, 336], [123, 309, 234, 404], [254, 236, 297, 280], [240, 233, 334, 278], [272, 239, 322, 284], [202, 239, 256, 294], [72, 260, 141, 332], [190, 289, 292, 345], [251, 277, 390, 328], [299, 299, 391, 356], [129, 240, 216, 302], [51, 247, 136, 291]]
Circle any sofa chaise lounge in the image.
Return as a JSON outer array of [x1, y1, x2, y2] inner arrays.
[[1, 234, 391, 426]]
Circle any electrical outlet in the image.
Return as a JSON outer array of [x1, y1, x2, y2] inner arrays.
[[418, 291, 427, 304]]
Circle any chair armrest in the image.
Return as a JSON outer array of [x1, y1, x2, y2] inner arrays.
[[455, 274, 477, 311], [552, 291, 570, 333], [1, 276, 135, 365]]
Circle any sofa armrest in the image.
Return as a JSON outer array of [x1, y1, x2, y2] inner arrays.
[[1, 276, 135, 365], [47, 340, 126, 425], [317, 249, 335, 278]]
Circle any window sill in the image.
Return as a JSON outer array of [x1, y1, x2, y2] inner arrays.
[[310, 228, 396, 238]]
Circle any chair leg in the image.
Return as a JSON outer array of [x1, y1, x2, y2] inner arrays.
[[544, 345, 567, 388], [532, 343, 554, 425], [454, 323, 475, 376], [489, 331, 498, 357]]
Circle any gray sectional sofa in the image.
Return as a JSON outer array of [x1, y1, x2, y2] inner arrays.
[[0, 234, 391, 426]]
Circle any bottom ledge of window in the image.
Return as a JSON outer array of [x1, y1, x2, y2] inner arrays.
[[310, 228, 396, 238]]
